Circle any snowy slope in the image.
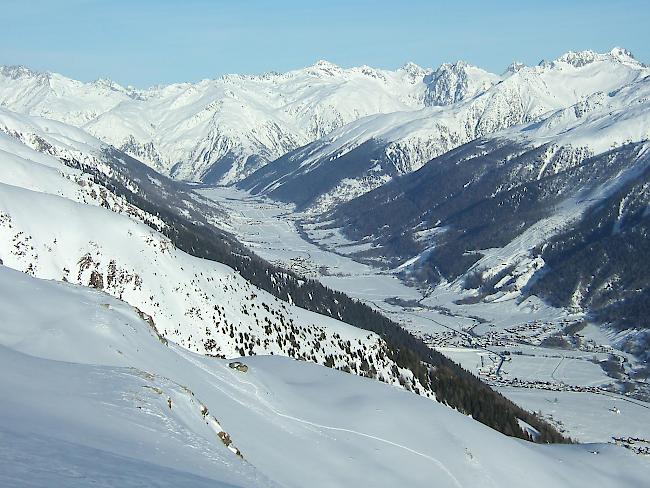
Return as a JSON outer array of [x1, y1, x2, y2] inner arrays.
[[241, 48, 648, 211], [1, 266, 648, 488], [326, 73, 650, 276], [0, 57, 507, 185], [506, 73, 650, 153], [2, 48, 644, 194], [0, 66, 135, 126], [0, 108, 426, 393]]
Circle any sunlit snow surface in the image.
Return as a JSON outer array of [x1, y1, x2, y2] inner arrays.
[[1, 266, 649, 487], [1, 49, 650, 485], [0, 61, 435, 184]]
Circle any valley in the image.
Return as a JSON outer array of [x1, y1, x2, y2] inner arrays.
[[2, 32, 650, 485], [201, 185, 650, 445]]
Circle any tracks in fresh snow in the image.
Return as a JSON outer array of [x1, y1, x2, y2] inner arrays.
[[174, 347, 463, 487], [232, 374, 464, 488], [551, 356, 565, 382]]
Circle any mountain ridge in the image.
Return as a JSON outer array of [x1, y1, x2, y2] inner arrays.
[[7, 49, 636, 185], [240, 48, 649, 212]]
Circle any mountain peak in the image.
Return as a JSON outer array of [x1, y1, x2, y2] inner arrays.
[[313, 59, 337, 67], [424, 60, 498, 106], [399, 62, 429, 83], [309, 59, 341, 74], [400, 61, 425, 72], [504, 61, 526, 75], [609, 46, 638, 63], [90, 78, 145, 99], [0, 65, 48, 81], [547, 48, 641, 68], [436, 60, 470, 72], [91, 78, 125, 90], [553, 49, 599, 67]]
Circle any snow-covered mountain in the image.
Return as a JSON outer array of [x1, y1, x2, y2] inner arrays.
[[241, 48, 648, 211], [0, 61, 442, 184], [3, 266, 647, 487], [325, 69, 650, 265], [3, 48, 644, 196], [0, 56, 510, 185], [0, 107, 426, 392], [424, 60, 500, 106], [3, 48, 650, 486], [0, 65, 137, 125], [319, 73, 650, 358]]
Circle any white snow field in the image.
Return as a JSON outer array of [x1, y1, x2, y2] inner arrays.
[[1, 266, 649, 488], [1, 48, 650, 486], [498, 387, 650, 444]]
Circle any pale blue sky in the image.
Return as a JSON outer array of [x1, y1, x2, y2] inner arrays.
[[2, 0, 648, 87]]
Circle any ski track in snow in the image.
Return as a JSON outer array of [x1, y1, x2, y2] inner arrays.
[[174, 346, 465, 488]]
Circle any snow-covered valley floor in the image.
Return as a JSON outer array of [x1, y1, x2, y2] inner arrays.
[[200, 186, 650, 448]]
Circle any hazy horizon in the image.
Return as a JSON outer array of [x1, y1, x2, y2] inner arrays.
[[2, 0, 649, 88]]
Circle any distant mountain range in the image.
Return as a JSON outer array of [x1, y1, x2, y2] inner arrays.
[[241, 48, 647, 211], [0, 60, 432, 184], [0, 51, 563, 186]]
